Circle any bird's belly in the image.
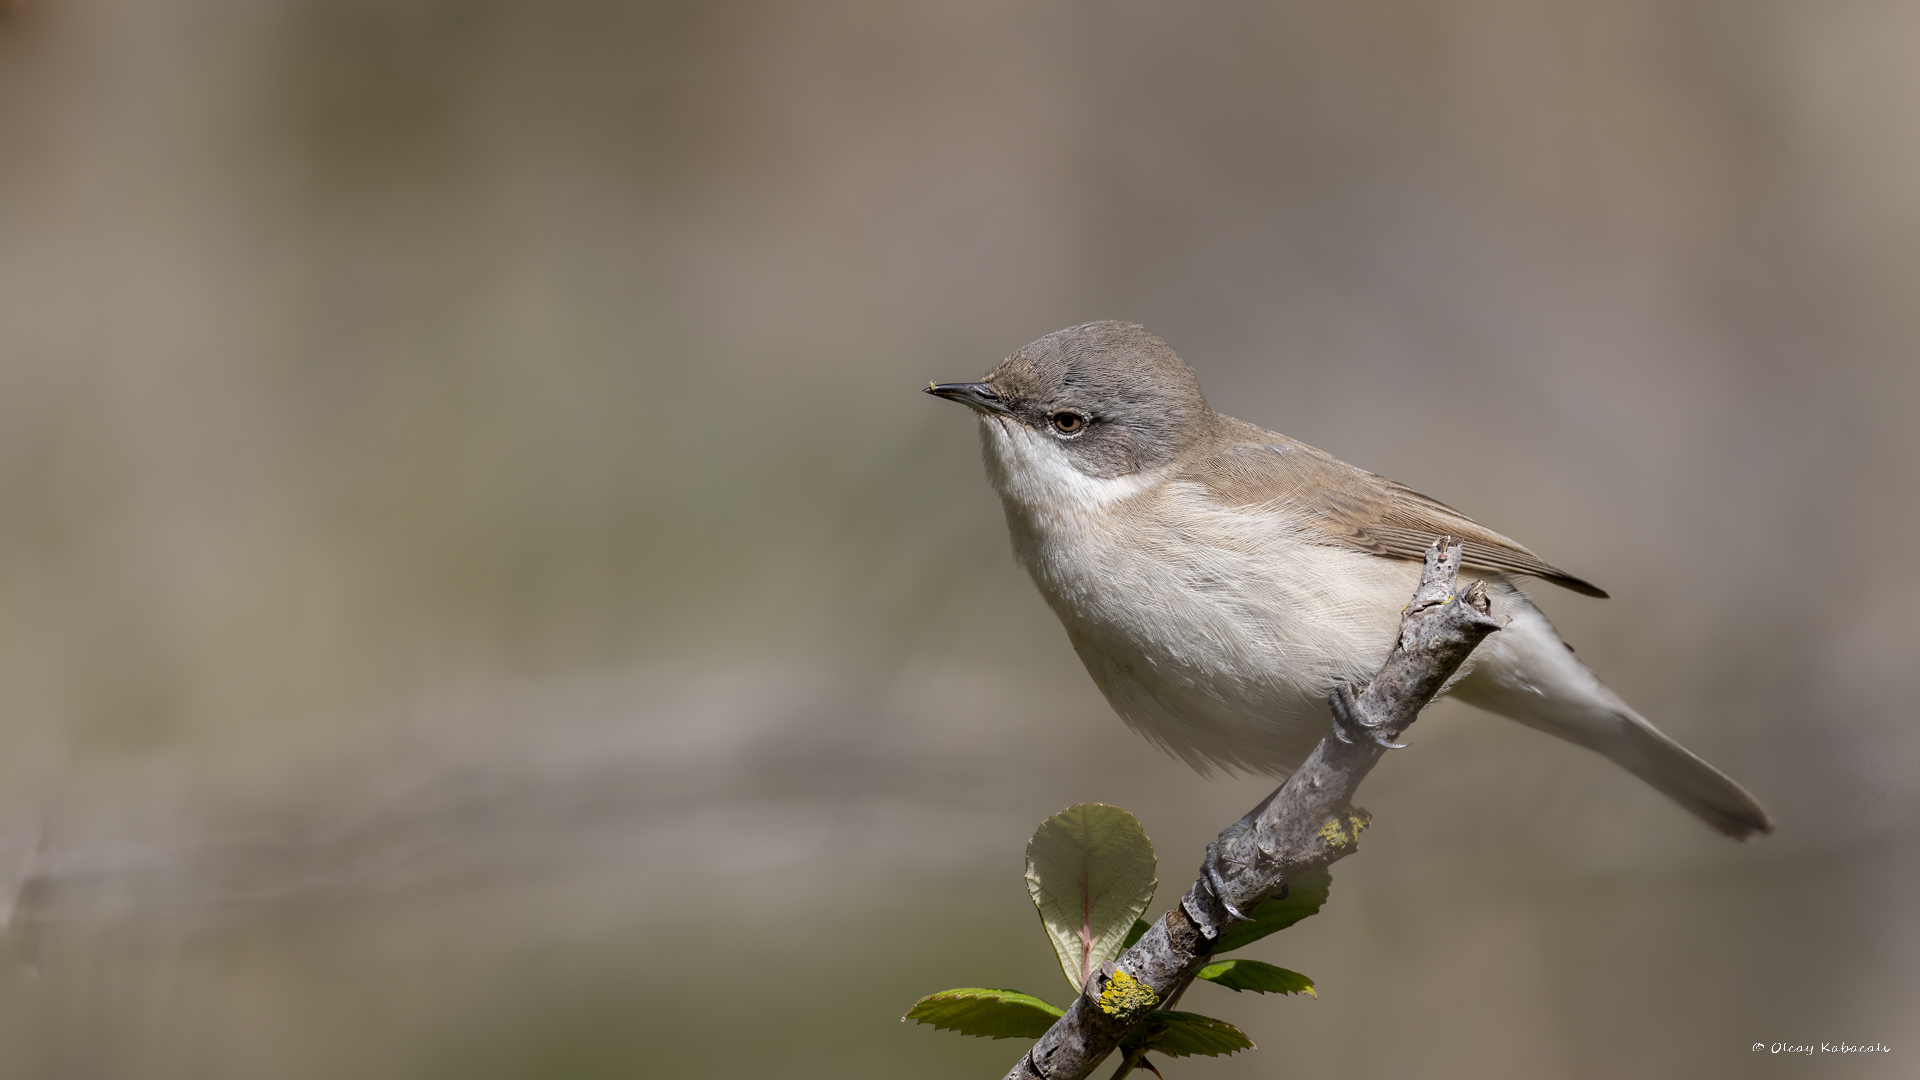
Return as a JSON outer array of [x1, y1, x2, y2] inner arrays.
[[1024, 523, 1424, 776]]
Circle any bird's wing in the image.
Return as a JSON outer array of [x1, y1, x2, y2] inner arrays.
[[1187, 431, 1608, 598]]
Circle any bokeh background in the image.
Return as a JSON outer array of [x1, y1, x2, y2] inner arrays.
[[1, 1, 1916, 1077]]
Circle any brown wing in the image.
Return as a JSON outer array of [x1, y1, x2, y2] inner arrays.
[[1189, 428, 1608, 598]]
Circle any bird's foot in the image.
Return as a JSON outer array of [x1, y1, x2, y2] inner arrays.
[[1201, 840, 1253, 923], [1329, 679, 1407, 749]]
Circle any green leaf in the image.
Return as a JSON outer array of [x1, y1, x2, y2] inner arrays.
[[902, 989, 1064, 1040], [1124, 1010, 1254, 1058], [1122, 917, 1151, 950], [1212, 869, 1331, 954], [1195, 958, 1315, 997], [1025, 804, 1158, 993]]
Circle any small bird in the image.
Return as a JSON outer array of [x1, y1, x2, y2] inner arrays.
[[927, 321, 1772, 839]]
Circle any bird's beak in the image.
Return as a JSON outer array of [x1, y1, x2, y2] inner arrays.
[[924, 381, 1012, 415]]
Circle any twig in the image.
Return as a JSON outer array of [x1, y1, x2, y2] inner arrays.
[[1001, 537, 1505, 1080]]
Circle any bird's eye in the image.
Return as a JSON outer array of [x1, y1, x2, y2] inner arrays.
[[1049, 411, 1087, 436]]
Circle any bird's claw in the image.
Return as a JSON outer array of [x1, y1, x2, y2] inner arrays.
[[1365, 721, 1408, 749], [1201, 840, 1253, 923], [1329, 680, 1363, 744], [1329, 679, 1408, 749]]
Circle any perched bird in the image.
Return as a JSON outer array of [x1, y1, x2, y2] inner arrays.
[[927, 321, 1772, 839]]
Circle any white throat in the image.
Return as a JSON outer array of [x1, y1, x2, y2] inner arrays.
[[976, 415, 1158, 523]]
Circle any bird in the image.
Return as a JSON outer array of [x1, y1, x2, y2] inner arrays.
[[925, 321, 1772, 839]]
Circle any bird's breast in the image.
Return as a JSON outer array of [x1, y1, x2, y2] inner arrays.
[[997, 480, 1423, 774]]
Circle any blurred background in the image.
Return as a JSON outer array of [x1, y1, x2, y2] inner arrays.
[[0, 1, 1915, 1077]]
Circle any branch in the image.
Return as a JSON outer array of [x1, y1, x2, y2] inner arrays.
[[1000, 537, 1506, 1080]]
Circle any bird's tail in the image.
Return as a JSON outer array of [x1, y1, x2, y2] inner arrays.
[[1588, 707, 1774, 839], [1450, 580, 1774, 839], [1460, 683, 1775, 839]]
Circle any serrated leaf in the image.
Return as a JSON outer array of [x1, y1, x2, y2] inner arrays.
[[902, 989, 1064, 1039], [1212, 869, 1331, 954], [1195, 958, 1315, 996], [1122, 917, 1151, 950], [1125, 1010, 1254, 1058], [1025, 804, 1158, 992]]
